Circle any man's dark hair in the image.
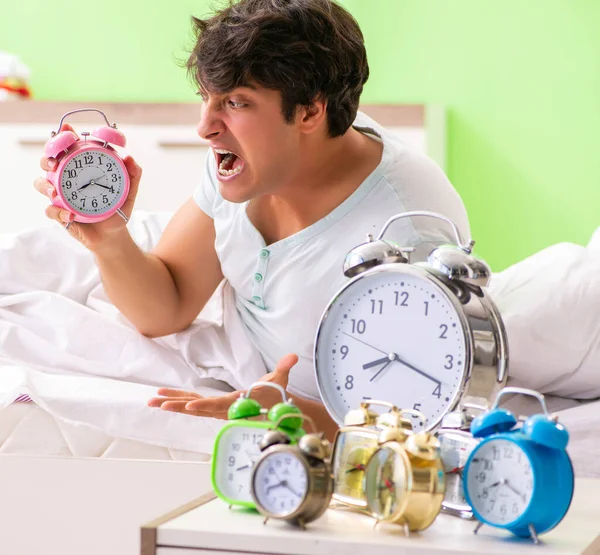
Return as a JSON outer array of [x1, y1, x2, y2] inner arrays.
[[186, 0, 369, 137]]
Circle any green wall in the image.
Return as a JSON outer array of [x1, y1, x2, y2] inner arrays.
[[2, 0, 598, 270]]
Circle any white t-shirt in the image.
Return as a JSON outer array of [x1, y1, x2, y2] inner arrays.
[[194, 111, 470, 400]]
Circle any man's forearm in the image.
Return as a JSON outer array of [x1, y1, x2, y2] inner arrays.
[[93, 231, 183, 337], [289, 394, 339, 442]]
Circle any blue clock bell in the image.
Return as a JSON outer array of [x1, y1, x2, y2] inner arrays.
[[463, 386, 574, 544]]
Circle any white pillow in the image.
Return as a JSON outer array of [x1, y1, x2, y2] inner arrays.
[[488, 228, 600, 399]]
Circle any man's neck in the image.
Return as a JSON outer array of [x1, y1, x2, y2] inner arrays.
[[248, 127, 383, 245]]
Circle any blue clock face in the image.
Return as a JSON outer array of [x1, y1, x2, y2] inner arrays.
[[466, 439, 534, 525]]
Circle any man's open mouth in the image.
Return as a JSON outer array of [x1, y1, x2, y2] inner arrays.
[[214, 149, 245, 177]]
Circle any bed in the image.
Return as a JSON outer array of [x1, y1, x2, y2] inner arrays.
[[1, 102, 599, 555]]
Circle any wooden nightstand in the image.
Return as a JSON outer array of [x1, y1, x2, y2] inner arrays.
[[141, 478, 600, 555]]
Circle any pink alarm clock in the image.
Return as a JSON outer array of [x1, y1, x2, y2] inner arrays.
[[45, 108, 130, 225]]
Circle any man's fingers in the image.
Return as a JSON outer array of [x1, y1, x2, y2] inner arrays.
[[156, 388, 202, 398], [36, 176, 72, 224], [45, 204, 74, 224], [147, 396, 198, 408], [40, 124, 77, 172], [121, 156, 142, 212], [34, 177, 55, 197], [159, 400, 208, 415], [154, 399, 228, 420], [185, 393, 236, 413], [41, 157, 59, 172], [59, 123, 76, 134], [123, 155, 142, 182], [273, 353, 299, 374]]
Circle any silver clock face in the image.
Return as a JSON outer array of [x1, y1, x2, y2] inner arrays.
[[439, 431, 479, 512], [60, 149, 126, 215], [315, 266, 468, 430], [214, 426, 266, 503], [466, 438, 534, 525], [253, 450, 308, 516]]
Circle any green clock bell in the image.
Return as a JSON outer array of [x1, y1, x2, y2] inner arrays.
[[211, 381, 305, 509]]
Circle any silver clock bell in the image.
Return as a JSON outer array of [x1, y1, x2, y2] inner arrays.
[[343, 210, 491, 287]]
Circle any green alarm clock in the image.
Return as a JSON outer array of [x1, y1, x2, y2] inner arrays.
[[211, 381, 305, 509]]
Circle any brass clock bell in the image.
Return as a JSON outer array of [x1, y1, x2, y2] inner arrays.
[[364, 409, 446, 534]]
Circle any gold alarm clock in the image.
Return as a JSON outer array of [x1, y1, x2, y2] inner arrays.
[[331, 400, 413, 509], [250, 414, 333, 529], [363, 410, 445, 533]]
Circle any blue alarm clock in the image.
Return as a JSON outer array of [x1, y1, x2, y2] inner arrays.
[[463, 386, 574, 544]]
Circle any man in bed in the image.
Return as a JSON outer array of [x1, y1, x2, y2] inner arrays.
[[34, 0, 469, 440]]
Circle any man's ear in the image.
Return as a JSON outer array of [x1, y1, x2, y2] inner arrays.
[[297, 97, 327, 134]]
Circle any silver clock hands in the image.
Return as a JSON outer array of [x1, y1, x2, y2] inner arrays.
[[266, 480, 301, 497], [343, 332, 387, 355], [266, 481, 286, 494], [392, 352, 442, 387], [363, 354, 395, 382], [267, 466, 300, 497], [235, 449, 257, 472], [362, 356, 391, 370], [348, 331, 450, 388], [487, 478, 526, 502], [284, 482, 302, 498], [369, 360, 392, 382], [502, 479, 526, 501]]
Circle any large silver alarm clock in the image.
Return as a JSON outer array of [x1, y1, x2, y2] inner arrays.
[[314, 211, 508, 431]]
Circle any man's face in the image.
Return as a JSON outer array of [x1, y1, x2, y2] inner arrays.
[[196, 84, 302, 203]]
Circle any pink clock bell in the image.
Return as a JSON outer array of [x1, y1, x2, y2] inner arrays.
[[44, 108, 130, 226]]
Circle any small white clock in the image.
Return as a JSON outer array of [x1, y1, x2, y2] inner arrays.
[[252, 450, 309, 516]]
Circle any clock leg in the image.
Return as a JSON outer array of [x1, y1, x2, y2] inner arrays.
[[473, 521, 484, 535], [402, 521, 410, 538], [116, 208, 129, 223], [263, 517, 270, 526], [297, 519, 306, 531], [528, 523, 540, 544]]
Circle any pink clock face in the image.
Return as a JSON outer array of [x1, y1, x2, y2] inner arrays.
[[59, 148, 127, 216]]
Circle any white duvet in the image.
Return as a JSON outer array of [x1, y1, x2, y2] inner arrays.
[[0, 213, 270, 454], [0, 213, 599, 460]]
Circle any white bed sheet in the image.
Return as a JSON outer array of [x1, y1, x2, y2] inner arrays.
[[0, 401, 209, 461], [1, 213, 600, 471], [0, 212, 269, 455]]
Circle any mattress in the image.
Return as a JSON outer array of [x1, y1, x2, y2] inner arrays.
[[0, 401, 210, 461], [3, 396, 599, 481]]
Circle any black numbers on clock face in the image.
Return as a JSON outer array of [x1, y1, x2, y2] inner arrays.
[[60, 150, 124, 215], [218, 428, 266, 502], [316, 270, 467, 430], [467, 439, 533, 524]]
